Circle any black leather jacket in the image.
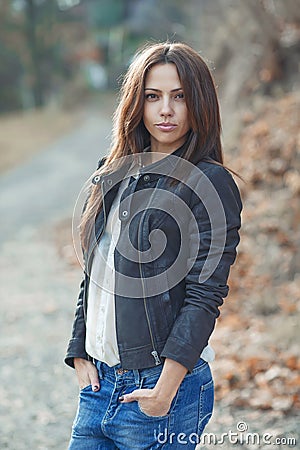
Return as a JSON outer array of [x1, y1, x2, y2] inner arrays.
[[65, 148, 242, 373]]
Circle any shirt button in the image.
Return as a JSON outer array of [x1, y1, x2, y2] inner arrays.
[[122, 210, 128, 217], [107, 179, 113, 186], [143, 174, 150, 182]]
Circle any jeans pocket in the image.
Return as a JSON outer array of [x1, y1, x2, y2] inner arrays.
[[136, 373, 179, 419], [137, 401, 170, 419], [197, 378, 214, 436], [137, 390, 179, 419], [79, 384, 92, 393]]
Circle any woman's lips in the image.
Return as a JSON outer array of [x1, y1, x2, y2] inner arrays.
[[155, 123, 177, 132]]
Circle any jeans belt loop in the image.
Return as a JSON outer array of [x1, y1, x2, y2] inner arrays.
[[133, 369, 141, 387], [94, 359, 103, 380]]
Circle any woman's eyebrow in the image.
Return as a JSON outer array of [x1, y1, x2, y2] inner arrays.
[[144, 88, 183, 92]]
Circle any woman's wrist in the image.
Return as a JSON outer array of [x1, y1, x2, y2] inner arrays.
[[74, 357, 90, 369], [152, 383, 178, 403], [152, 358, 188, 402]]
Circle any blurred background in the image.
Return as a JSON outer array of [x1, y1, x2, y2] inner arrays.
[[0, 0, 299, 449]]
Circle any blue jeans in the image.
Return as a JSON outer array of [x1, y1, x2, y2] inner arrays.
[[68, 358, 214, 449]]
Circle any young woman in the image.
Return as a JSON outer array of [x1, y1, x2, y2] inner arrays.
[[65, 42, 242, 449]]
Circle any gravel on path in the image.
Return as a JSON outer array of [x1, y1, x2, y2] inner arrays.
[[0, 226, 81, 449]]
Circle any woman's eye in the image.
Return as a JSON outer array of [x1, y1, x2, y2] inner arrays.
[[175, 92, 185, 99], [145, 93, 158, 100]]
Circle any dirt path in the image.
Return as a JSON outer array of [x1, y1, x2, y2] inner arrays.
[[0, 227, 81, 449], [0, 108, 111, 245], [0, 108, 298, 449], [0, 108, 111, 449]]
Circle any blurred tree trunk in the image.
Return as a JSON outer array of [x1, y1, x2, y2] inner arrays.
[[25, 0, 44, 107]]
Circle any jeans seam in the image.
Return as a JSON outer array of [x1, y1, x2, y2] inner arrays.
[[197, 378, 214, 436]]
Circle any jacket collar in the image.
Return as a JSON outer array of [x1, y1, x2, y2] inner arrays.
[[93, 143, 186, 191]]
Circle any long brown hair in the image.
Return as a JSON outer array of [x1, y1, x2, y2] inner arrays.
[[81, 41, 224, 251]]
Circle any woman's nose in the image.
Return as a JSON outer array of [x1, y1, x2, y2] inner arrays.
[[160, 97, 173, 116]]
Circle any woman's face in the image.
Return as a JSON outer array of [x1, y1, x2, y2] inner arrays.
[[143, 63, 190, 154]]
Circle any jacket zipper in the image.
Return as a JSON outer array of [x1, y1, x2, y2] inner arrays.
[[99, 178, 161, 366], [138, 210, 161, 366]]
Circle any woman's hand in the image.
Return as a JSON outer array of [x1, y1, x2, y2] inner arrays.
[[74, 357, 100, 392], [120, 358, 188, 416], [120, 388, 173, 417]]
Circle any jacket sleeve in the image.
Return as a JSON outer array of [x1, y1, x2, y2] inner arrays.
[[160, 165, 242, 372], [64, 155, 107, 369], [64, 277, 90, 368]]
